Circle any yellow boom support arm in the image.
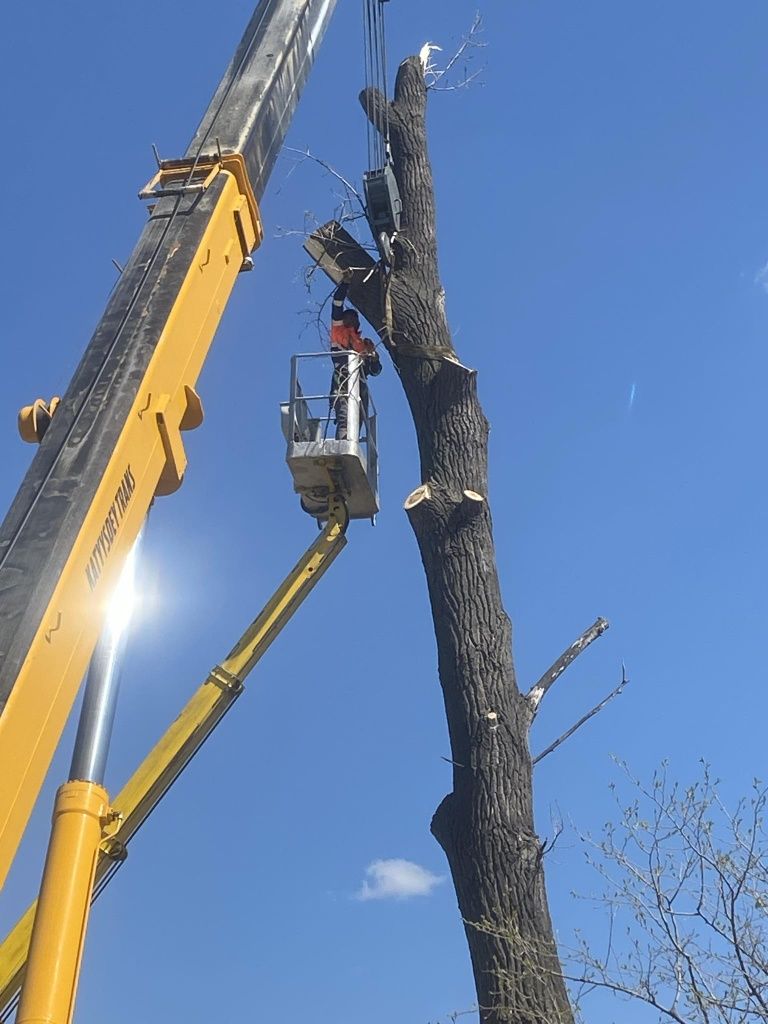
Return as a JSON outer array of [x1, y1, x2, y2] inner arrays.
[[0, 496, 348, 1019]]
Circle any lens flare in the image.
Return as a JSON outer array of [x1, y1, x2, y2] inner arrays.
[[105, 537, 141, 641]]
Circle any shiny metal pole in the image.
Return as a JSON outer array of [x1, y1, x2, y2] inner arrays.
[[69, 629, 124, 786], [17, 531, 143, 1024], [69, 531, 142, 785]]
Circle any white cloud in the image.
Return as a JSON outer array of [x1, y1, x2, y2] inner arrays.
[[755, 262, 768, 293], [355, 858, 445, 901]]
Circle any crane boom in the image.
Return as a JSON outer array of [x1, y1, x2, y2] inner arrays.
[[0, 496, 348, 1019], [0, 0, 337, 889]]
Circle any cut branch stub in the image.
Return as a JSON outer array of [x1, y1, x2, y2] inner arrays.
[[462, 489, 484, 504], [404, 483, 433, 510]]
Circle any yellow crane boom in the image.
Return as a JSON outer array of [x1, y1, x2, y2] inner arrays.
[[0, 0, 338, 888]]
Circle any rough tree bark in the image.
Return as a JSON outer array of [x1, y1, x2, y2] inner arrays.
[[306, 57, 576, 1024]]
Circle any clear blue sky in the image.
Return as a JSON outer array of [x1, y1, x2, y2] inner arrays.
[[1, 2, 767, 1021]]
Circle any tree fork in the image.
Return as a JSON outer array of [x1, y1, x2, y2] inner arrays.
[[307, 56, 574, 1024]]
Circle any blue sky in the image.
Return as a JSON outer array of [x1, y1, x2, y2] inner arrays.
[[1, 1, 768, 1021]]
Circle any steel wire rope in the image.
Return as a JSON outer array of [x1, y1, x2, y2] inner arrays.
[[378, 0, 390, 156], [0, 2, 272, 575], [182, 0, 273, 184], [363, 0, 375, 170], [370, 0, 381, 167], [375, 1, 385, 165], [362, 0, 391, 169]]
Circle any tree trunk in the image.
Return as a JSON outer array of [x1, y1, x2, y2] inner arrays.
[[306, 56, 574, 1024]]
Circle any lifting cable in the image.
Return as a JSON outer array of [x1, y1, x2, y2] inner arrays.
[[362, 0, 390, 171]]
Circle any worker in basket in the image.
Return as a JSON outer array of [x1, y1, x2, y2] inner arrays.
[[330, 273, 382, 440]]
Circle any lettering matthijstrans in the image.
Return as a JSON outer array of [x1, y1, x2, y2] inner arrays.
[[84, 466, 136, 591]]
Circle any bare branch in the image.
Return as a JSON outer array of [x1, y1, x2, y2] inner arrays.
[[560, 970, 690, 1024], [565, 762, 768, 1023], [422, 13, 487, 92], [533, 664, 629, 766], [284, 146, 365, 209], [526, 616, 610, 717], [430, 69, 485, 94]]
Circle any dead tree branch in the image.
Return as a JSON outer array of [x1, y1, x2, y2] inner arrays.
[[532, 664, 629, 766], [526, 617, 610, 719], [284, 146, 365, 209]]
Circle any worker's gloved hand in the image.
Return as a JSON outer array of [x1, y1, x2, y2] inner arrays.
[[365, 346, 382, 377]]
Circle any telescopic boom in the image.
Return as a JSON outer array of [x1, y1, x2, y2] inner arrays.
[[0, 0, 337, 889]]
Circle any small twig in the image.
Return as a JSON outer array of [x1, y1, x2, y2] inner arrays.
[[526, 616, 609, 718], [540, 820, 565, 858], [441, 755, 466, 769], [430, 69, 485, 94], [533, 664, 629, 766], [284, 146, 365, 209]]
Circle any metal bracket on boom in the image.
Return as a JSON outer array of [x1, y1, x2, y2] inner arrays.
[[208, 664, 244, 695], [151, 385, 204, 497], [18, 397, 61, 445], [139, 151, 264, 265]]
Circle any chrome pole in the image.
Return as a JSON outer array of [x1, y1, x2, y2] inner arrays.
[[69, 532, 143, 785]]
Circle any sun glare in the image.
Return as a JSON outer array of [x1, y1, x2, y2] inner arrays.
[[106, 538, 142, 641]]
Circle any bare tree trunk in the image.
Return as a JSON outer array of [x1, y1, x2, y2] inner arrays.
[[306, 56, 574, 1024]]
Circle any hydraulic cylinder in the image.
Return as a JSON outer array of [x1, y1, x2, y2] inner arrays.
[[15, 782, 110, 1024]]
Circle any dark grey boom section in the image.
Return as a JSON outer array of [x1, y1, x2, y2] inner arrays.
[[188, 0, 338, 201], [0, 0, 337, 716]]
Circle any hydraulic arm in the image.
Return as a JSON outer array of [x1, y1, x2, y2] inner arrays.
[[0, 496, 348, 1020], [0, 0, 338, 888]]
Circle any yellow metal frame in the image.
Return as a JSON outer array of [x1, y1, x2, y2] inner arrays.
[[17, 397, 61, 445], [15, 782, 113, 1024], [0, 154, 263, 890], [139, 153, 263, 252], [0, 497, 348, 1018]]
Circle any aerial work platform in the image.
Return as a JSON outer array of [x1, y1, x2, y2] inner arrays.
[[282, 352, 379, 520]]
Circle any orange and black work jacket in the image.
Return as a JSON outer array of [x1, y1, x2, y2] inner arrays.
[[331, 283, 382, 376]]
